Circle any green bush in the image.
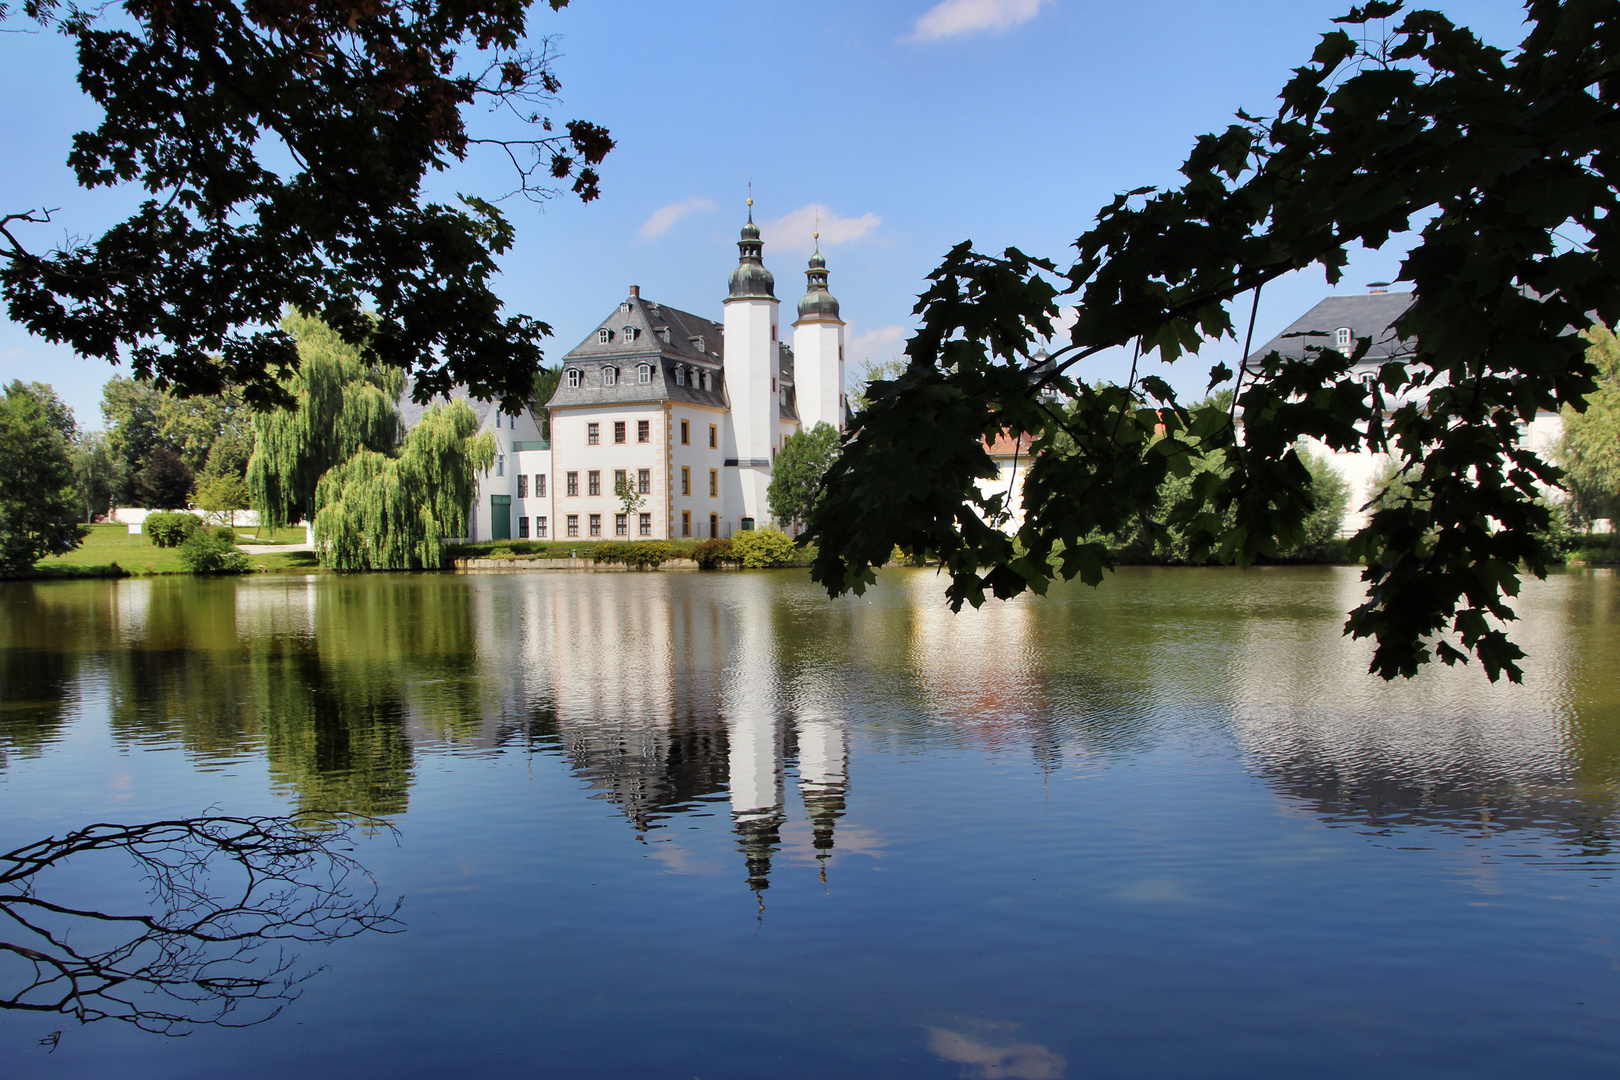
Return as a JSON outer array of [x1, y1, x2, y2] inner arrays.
[[146, 511, 202, 548], [592, 540, 674, 569], [213, 526, 236, 544], [692, 537, 733, 569], [731, 527, 797, 568], [488, 544, 514, 558], [176, 527, 249, 573]]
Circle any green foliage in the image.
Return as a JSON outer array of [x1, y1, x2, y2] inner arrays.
[[0, 382, 87, 571], [312, 401, 495, 571], [0, 0, 612, 411], [1279, 451, 1351, 561], [851, 356, 909, 414], [146, 512, 202, 548], [70, 430, 115, 522], [134, 448, 194, 510], [691, 538, 734, 570], [614, 473, 646, 517], [731, 527, 798, 569], [248, 314, 405, 530], [1558, 326, 1620, 526], [194, 472, 251, 525], [176, 528, 249, 574], [98, 373, 252, 506], [811, 3, 1620, 684], [531, 366, 561, 441], [768, 422, 842, 531], [591, 541, 675, 569]]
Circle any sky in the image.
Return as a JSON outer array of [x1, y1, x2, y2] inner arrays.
[[0, 0, 1535, 428]]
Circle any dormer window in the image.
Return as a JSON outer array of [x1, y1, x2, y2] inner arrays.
[[1335, 327, 1352, 349], [637, 363, 653, 385], [565, 368, 582, 388], [598, 328, 611, 344], [676, 366, 686, 386], [700, 370, 709, 391], [623, 326, 637, 341], [692, 335, 706, 354], [602, 366, 618, 387], [657, 327, 670, 344]]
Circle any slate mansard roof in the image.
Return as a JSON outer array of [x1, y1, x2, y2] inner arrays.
[[1245, 291, 1415, 371], [549, 290, 799, 421]]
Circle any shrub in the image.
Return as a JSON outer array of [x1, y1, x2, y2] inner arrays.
[[731, 527, 797, 568], [691, 537, 733, 570], [213, 526, 236, 544], [176, 527, 249, 573], [146, 511, 202, 548], [488, 544, 514, 558], [592, 540, 674, 569]]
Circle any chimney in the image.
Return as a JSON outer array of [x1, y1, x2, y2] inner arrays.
[[1367, 281, 1390, 294], [629, 285, 640, 299]]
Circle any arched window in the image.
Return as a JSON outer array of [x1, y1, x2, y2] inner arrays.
[[598, 328, 611, 344], [637, 363, 653, 384], [675, 366, 686, 386], [566, 368, 582, 388], [603, 366, 618, 387], [623, 326, 637, 341], [1335, 327, 1352, 349]]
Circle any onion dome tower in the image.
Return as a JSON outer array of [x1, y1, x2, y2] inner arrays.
[[791, 229, 847, 432], [728, 202, 776, 300]]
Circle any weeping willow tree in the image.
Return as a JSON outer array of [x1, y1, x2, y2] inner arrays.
[[313, 402, 494, 570], [247, 314, 404, 529]]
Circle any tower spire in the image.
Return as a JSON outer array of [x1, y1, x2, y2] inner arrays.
[[728, 192, 774, 300]]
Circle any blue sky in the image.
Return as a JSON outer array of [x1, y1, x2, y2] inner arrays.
[[0, 0, 1532, 427]]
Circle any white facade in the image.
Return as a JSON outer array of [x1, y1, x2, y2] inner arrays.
[[445, 207, 845, 544]]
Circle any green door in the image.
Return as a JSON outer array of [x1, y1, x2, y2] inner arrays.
[[490, 495, 512, 541]]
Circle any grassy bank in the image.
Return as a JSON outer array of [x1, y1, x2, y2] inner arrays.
[[25, 524, 318, 579]]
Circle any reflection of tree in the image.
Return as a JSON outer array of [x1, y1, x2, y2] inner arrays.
[[0, 815, 398, 1037]]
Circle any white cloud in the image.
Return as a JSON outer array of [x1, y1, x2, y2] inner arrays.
[[847, 325, 909, 364], [638, 197, 715, 240], [904, 0, 1050, 42], [759, 203, 881, 253]]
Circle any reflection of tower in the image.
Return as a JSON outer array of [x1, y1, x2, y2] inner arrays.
[[724, 581, 785, 897], [796, 715, 848, 881]]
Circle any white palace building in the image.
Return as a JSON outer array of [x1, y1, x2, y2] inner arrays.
[[437, 204, 848, 544]]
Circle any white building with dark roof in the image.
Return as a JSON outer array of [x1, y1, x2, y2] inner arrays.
[[449, 205, 847, 543]]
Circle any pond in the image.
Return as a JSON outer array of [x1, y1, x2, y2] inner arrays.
[[1, 566, 1618, 1078]]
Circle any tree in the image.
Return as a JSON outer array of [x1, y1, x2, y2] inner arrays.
[[135, 449, 195, 510], [0, 382, 86, 571], [194, 472, 251, 527], [1, 0, 612, 413], [615, 472, 645, 519], [768, 422, 841, 532], [810, 1, 1620, 684], [850, 356, 908, 414], [312, 401, 495, 570], [532, 365, 562, 441], [70, 431, 116, 522], [247, 314, 405, 530], [6, 380, 75, 440], [101, 376, 167, 505], [1558, 325, 1620, 527]]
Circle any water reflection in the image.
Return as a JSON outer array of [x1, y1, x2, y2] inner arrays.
[[4, 568, 1620, 891], [927, 1021, 1066, 1080], [0, 815, 397, 1039]]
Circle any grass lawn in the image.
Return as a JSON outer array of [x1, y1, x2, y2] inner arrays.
[[31, 524, 319, 578]]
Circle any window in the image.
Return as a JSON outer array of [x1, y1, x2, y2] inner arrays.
[[675, 366, 686, 386], [771, 377, 777, 392], [537, 516, 548, 538], [566, 471, 579, 496], [709, 513, 719, 539], [615, 513, 628, 536], [517, 474, 528, 499], [587, 422, 600, 445], [537, 474, 547, 497], [839, 345, 844, 361], [681, 466, 690, 496], [588, 470, 601, 496], [709, 468, 718, 497], [603, 366, 618, 387], [597, 328, 611, 344], [567, 514, 579, 537], [680, 419, 689, 445], [637, 419, 650, 443], [623, 326, 637, 341], [614, 469, 626, 493], [614, 420, 626, 443], [589, 513, 602, 537], [518, 516, 530, 539], [638, 363, 652, 384], [637, 469, 650, 495], [700, 370, 709, 391], [493, 412, 500, 429], [770, 323, 776, 342], [639, 512, 652, 536], [681, 511, 691, 537], [566, 368, 582, 387], [708, 424, 717, 449], [1335, 326, 1352, 349], [496, 454, 505, 477]]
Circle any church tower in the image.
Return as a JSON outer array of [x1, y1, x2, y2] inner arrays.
[[792, 233, 845, 431], [722, 200, 779, 528]]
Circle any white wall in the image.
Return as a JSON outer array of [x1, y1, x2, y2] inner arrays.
[[549, 403, 668, 540]]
